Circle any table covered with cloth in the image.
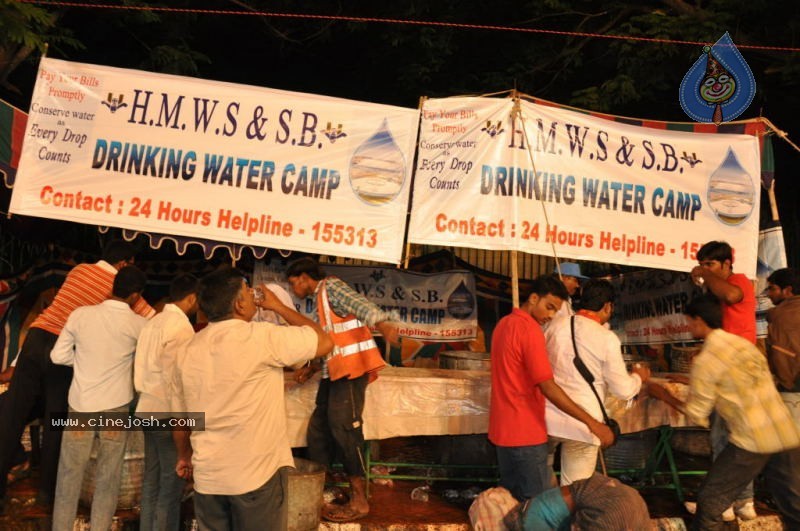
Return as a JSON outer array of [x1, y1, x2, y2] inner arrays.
[[283, 369, 697, 447], [605, 375, 699, 433], [284, 366, 491, 447]]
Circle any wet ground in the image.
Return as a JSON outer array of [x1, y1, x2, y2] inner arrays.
[[0, 435, 787, 530]]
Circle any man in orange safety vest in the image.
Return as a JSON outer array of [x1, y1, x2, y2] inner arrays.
[[287, 257, 400, 523]]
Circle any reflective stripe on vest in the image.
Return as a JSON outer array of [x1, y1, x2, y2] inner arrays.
[[317, 278, 385, 381], [336, 339, 378, 357], [331, 319, 362, 334]]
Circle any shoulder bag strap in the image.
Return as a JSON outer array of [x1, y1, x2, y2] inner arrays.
[[570, 315, 612, 425]]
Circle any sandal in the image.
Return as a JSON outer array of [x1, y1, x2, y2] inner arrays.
[[7, 462, 30, 484]]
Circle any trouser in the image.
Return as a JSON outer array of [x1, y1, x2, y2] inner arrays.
[[0, 393, 32, 468], [307, 375, 368, 476], [692, 443, 800, 530], [548, 436, 599, 486], [51, 406, 129, 531], [0, 327, 69, 501], [710, 412, 753, 502], [193, 467, 289, 531], [140, 427, 186, 531], [496, 443, 551, 502]]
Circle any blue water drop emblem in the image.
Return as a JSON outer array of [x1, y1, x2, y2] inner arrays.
[[447, 280, 475, 319], [679, 32, 755, 124], [707, 147, 755, 226], [348, 118, 407, 206]]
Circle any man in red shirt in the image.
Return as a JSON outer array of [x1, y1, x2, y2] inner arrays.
[[687, 240, 758, 520], [0, 240, 155, 514], [690, 240, 756, 344], [489, 276, 614, 501]]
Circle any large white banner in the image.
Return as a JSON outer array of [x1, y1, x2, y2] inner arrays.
[[10, 58, 420, 264], [409, 97, 762, 277]]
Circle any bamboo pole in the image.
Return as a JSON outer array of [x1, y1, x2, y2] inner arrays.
[[511, 250, 520, 308], [403, 95, 427, 270]]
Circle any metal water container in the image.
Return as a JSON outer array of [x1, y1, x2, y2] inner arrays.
[[438, 351, 490, 371], [288, 458, 326, 531]]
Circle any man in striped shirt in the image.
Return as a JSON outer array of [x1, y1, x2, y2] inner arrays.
[[0, 240, 155, 514], [649, 294, 800, 530]]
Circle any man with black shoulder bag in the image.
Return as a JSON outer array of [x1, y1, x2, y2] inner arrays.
[[545, 279, 650, 485]]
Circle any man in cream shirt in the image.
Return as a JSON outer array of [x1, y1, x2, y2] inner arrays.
[[172, 268, 333, 531], [134, 274, 199, 531], [545, 279, 649, 484], [49, 266, 149, 531]]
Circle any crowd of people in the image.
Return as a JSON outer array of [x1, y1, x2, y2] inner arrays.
[[479, 242, 800, 530], [0, 239, 798, 531], [0, 242, 397, 530]]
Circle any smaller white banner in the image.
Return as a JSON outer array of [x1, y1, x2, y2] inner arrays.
[[610, 269, 703, 344], [253, 262, 477, 341]]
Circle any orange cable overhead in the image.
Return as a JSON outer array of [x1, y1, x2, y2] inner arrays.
[[18, 0, 800, 53]]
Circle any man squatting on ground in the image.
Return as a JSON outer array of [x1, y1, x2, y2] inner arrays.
[[469, 472, 652, 530]]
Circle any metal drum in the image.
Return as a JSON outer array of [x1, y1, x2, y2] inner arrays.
[[622, 351, 652, 373], [602, 429, 658, 470], [670, 428, 712, 457], [670, 345, 701, 373], [184, 459, 326, 531], [288, 458, 326, 531], [438, 351, 490, 371]]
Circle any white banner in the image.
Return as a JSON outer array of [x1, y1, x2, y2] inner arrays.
[[10, 58, 420, 264], [409, 97, 761, 277], [755, 226, 788, 337], [253, 262, 477, 342]]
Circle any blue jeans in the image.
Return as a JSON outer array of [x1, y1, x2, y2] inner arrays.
[[710, 412, 753, 501], [140, 427, 185, 531], [496, 443, 551, 501], [51, 406, 129, 531]]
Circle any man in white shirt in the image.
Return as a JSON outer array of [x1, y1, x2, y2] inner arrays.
[[49, 266, 149, 531], [545, 279, 650, 484], [134, 274, 198, 531], [172, 268, 333, 531]]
